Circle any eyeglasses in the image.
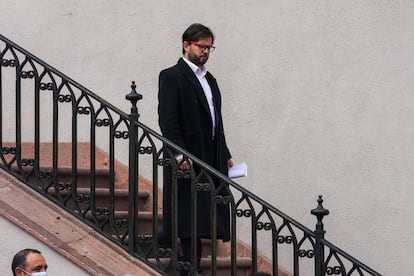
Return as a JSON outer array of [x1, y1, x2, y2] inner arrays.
[[189, 41, 216, 52]]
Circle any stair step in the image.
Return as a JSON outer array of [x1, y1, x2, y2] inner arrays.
[[51, 167, 115, 189], [13, 166, 124, 189], [49, 187, 150, 211], [150, 256, 252, 276], [11, 166, 109, 187], [201, 256, 252, 276], [80, 210, 162, 235], [137, 237, 238, 259]]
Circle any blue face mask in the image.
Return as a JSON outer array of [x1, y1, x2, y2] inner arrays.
[[31, 272, 48, 276]]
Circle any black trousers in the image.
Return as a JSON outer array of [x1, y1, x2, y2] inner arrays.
[[180, 237, 202, 267]]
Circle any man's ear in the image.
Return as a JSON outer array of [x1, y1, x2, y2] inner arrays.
[[15, 267, 23, 275], [183, 41, 190, 52]]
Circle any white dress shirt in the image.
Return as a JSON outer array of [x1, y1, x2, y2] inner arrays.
[[183, 57, 216, 139]]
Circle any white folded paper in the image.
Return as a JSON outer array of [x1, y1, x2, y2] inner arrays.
[[228, 162, 247, 179]]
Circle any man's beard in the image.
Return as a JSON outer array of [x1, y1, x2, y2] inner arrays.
[[189, 51, 208, 66]]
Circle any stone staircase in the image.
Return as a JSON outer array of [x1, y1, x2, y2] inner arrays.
[[8, 143, 266, 275]]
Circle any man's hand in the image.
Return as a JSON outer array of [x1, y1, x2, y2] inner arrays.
[[179, 158, 193, 170]]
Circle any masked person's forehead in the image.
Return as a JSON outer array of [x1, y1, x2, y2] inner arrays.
[[25, 252, 48, 272]]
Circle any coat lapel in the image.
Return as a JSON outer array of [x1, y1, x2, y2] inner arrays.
[[177, 58, 211, 117], [206, 73, 220, 110]]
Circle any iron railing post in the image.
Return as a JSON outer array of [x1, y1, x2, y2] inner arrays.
[[125, 81, 142, 253], [311, 195, 329, 276]]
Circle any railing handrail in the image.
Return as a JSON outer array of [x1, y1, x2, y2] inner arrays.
[[0, 34, 382, 276]]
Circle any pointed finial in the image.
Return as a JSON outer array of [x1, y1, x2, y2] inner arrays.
[[311, 195, 329, 232], [125, 81, 143, 115]]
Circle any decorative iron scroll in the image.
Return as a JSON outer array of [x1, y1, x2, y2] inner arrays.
[[1, 58, 16, 67]]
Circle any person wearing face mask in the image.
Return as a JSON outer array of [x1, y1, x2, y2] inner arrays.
[[11, 248, 48, 276]]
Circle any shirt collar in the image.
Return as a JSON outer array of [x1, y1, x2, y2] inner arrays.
[[183, 57, 208, 77]]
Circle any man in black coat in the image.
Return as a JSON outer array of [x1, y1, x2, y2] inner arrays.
[[158, 23, 233, 274]]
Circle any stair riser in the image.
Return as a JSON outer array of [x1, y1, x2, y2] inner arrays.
[[54, 172, 114, 189], [154, 258, 252, 276], [11, 166, 112, 189], [82, 212, 162, 236], [48, 190, 148, 211]]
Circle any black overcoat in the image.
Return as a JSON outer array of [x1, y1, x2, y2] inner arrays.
[[158, 58, 232, 241]]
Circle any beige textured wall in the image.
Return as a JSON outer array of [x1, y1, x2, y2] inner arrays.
[[2, 1, 414, 275]]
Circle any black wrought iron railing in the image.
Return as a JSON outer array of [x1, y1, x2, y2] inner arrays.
[[0, 34, 381, 276]]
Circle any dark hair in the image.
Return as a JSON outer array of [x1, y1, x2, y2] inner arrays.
[[182, 23, 215, 54], [12, 249, 42, 276]]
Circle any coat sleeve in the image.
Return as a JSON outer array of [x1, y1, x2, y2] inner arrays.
[[158, 69, 186, 150]]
